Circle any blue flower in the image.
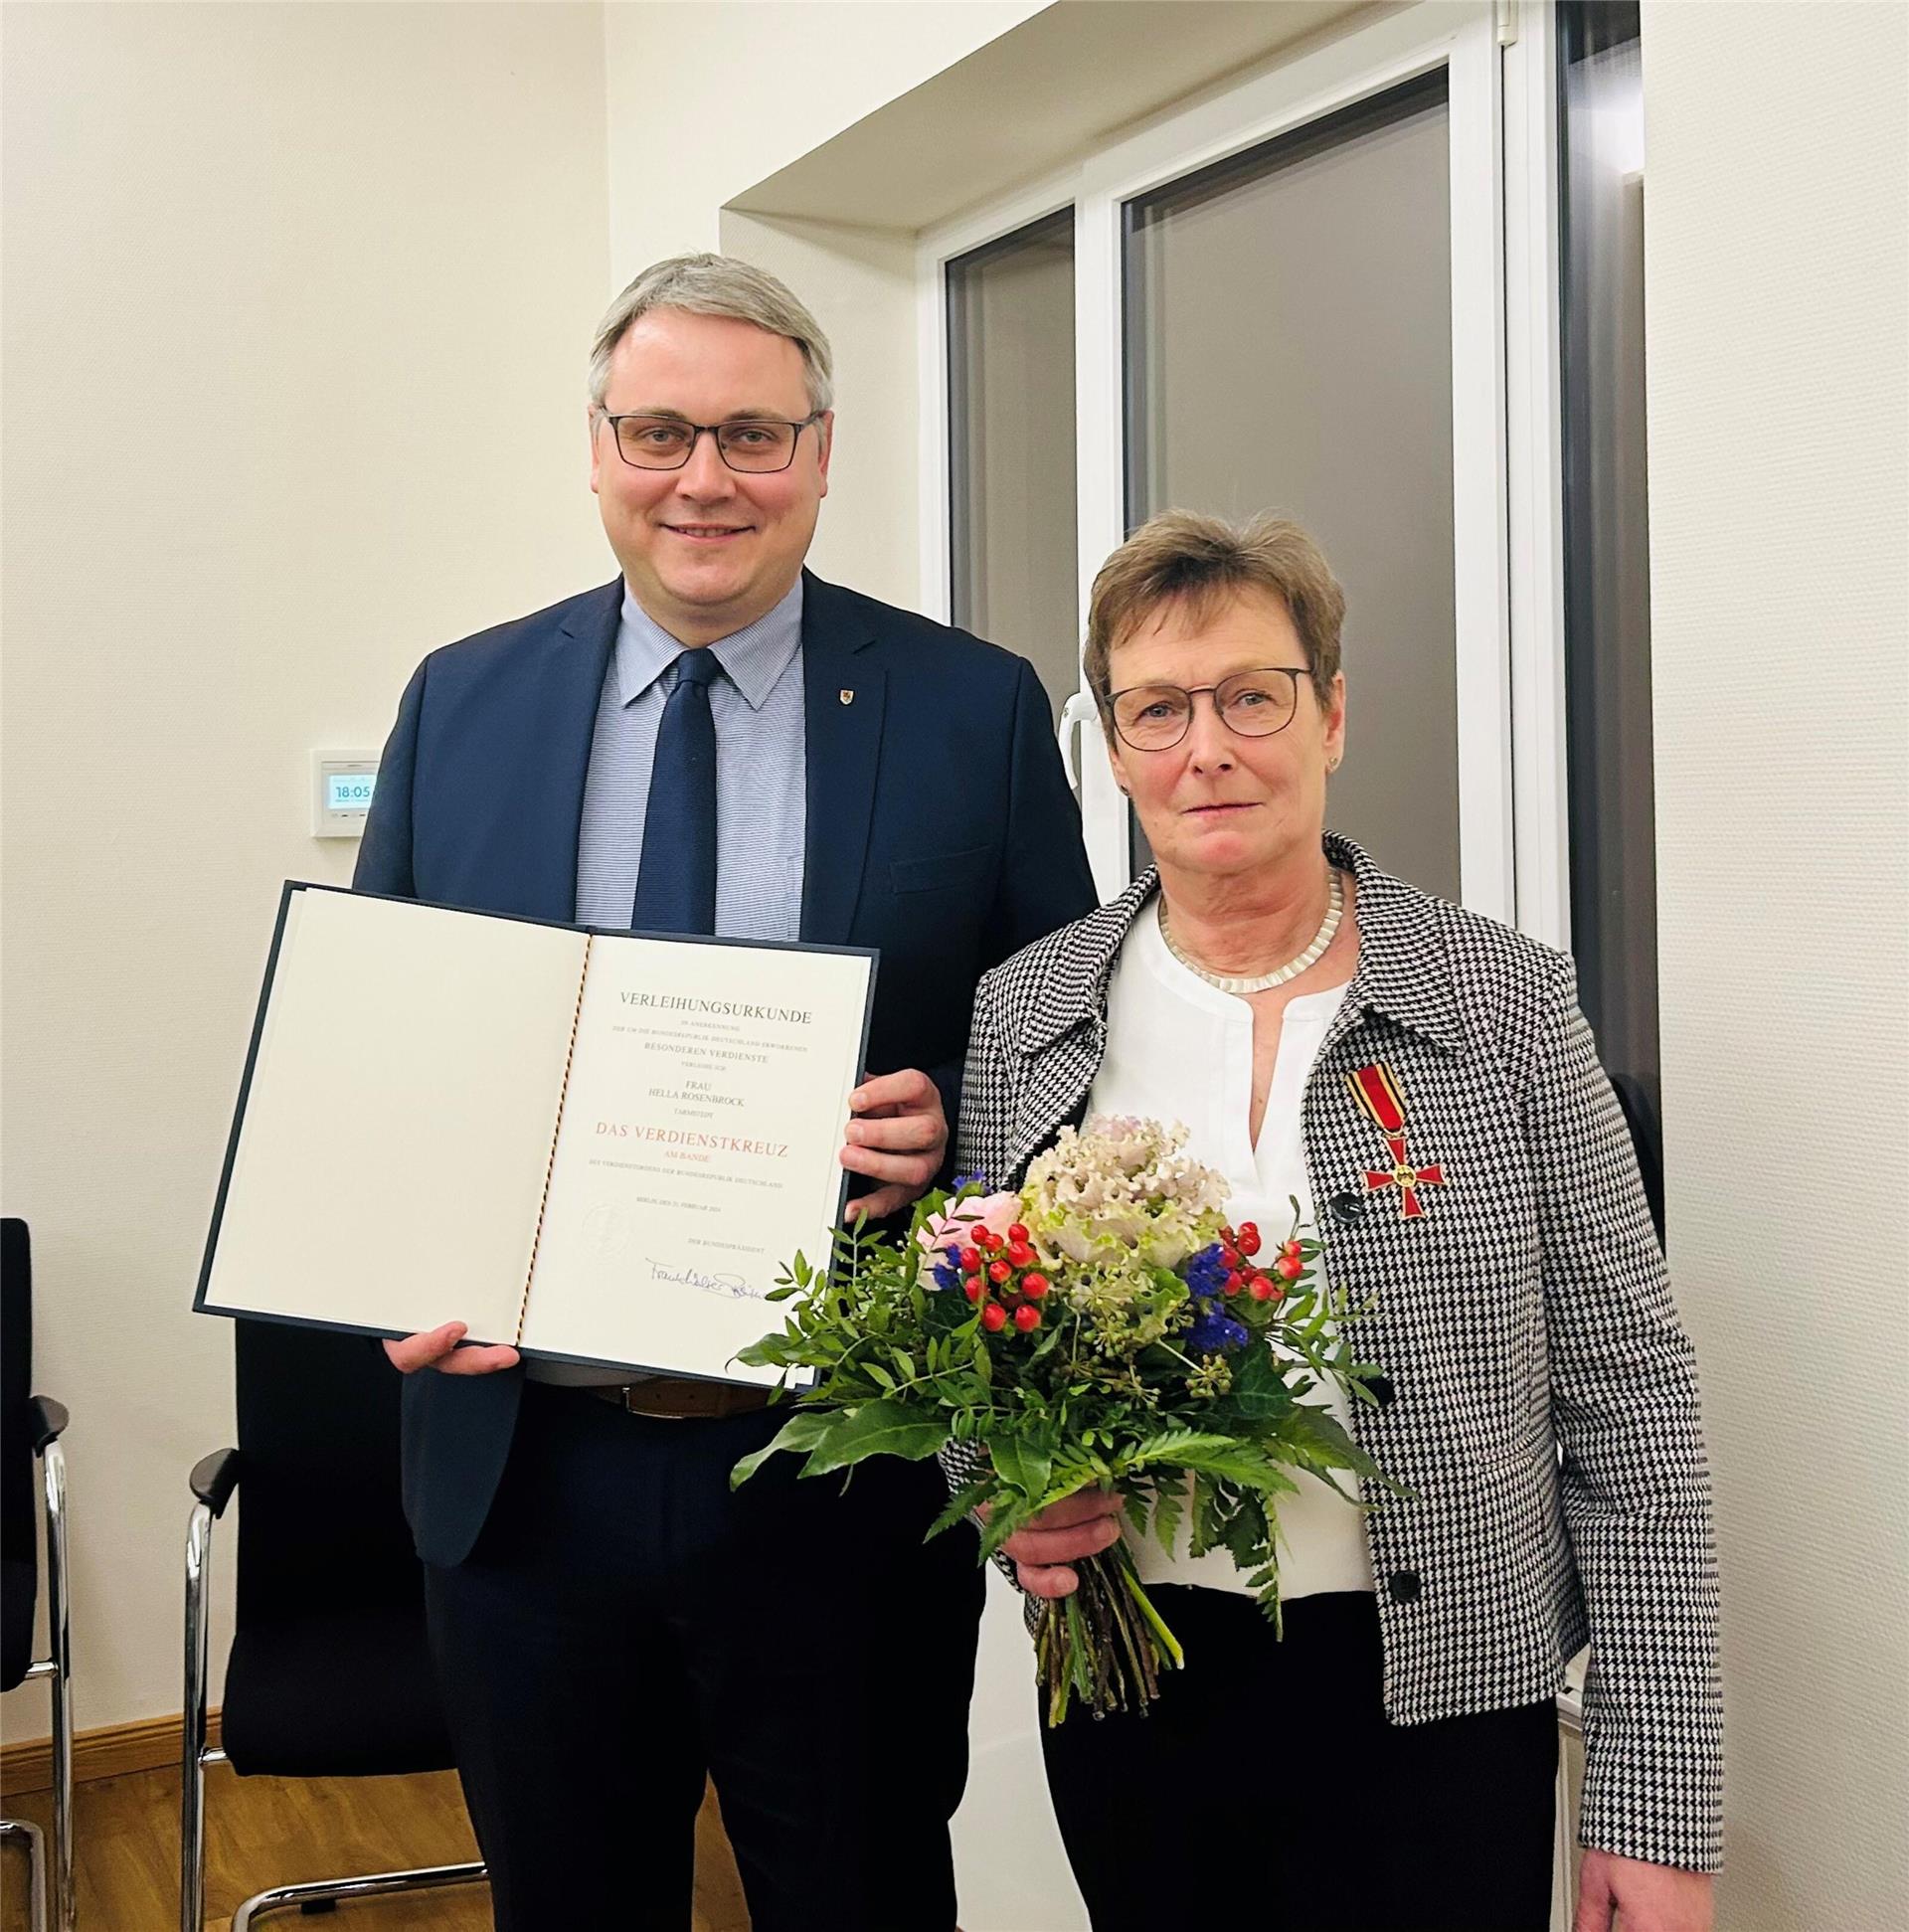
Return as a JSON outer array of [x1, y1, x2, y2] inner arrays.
[[1189, 1308, 1249, 1353], [932, 1255, 963, 1293], [950, 1171, 988, 1193], [1183, 1243, 1231, 1302]]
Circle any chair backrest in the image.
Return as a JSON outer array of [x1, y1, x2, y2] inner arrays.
[[2, 1218, 38, 1690], [231, 1318, 423, 1631]]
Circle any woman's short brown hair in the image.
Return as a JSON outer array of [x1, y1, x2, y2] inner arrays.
[[1084, 510, 1345, 723]]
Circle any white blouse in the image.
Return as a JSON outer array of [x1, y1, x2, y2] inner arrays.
[[1087, 894, 1374, 1602]]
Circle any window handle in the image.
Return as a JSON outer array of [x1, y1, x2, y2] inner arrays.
[[1057, 691, 1097, 795]]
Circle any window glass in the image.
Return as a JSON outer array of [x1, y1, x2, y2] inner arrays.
[[1125, 74, 1460, 899], [948, 210, 1080, 723], [1560, 2, 1661, 1223]]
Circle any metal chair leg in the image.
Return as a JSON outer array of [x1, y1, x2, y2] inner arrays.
[[181, 1500, 215, 1932], [40, 1439, 74, 1932], [0, 1816, 49, 1932], [177, 1470, 488, 1930], [229, 1858, 488, 1929]]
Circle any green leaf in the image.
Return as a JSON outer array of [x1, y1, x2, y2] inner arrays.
[[1037, 1457, 1109, 1510], [799, 1399, 950, 1477], [976, 1495, 1039, 1563], [1122, 1487, 1152, 1538], [1270, 1404, 1392, 1485], [1118, 1429, 1238, 1473], [729, 1410, 834, 1489], [1171, 1442, 1302, 1497], [1218, 1496, 1269, 1572], [923, 1478, 992, 1541], [734, 1332, 802, 1368], [987, 1433, 1052, 1504]]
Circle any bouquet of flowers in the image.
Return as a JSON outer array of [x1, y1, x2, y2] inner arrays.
[[732, 1115, 1399, 1724]]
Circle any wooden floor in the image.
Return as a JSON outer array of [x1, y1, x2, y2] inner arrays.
[[0, 1762, 749, 1931]]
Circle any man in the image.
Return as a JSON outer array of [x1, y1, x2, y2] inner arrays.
[[354, 255, 1097, 1930]]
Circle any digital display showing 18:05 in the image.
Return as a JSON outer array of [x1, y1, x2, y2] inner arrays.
[[326, 773, 376, 811]]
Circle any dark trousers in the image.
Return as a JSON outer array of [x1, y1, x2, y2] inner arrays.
[[1041, 1588, 1558, 1932], [425, 1381, 984, 1931]]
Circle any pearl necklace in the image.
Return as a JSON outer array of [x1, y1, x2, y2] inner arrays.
[[1159, 869, 1345, 994]]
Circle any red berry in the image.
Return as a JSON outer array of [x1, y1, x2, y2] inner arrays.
[[987, 1258, 1011, 1285], [1283, 1239, 1302, 1260], [1223, 1271, 1244, 1297], [1007, 1242, 1035, 1268], [976, 1227, 1000, 1251], [963, 1278, 983, 1303], [1277, 1254, 1303, 1281], [980, 1302, 1007, 1332], [958, 1246, 982, 1273], [1013, 1305, 1041, 1332], [1220, 1244, 1240, 1268], [1020, 1272, 1050, 1298], [1249, 1278, 1274, 1302], [1008, 1223, 1030, 1244], [1237, 1224, 1261, 1257]]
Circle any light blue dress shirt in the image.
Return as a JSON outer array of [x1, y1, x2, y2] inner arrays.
[[539, 580, 809, 1386], [574, 579, 807, 939]]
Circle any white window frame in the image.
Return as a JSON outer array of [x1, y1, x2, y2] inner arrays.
[[1501, 0, 1572, 951], [920, 0, 1570, 943]]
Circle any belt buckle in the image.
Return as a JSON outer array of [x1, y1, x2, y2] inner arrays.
[[619, 1378, 737, 1420], [618, 1380, 690, 1420]]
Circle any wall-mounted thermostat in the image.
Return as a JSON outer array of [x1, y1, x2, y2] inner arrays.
[[311, 750, 380, 838]]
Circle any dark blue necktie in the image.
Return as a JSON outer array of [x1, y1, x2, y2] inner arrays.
[[631, 647, 723, 934]]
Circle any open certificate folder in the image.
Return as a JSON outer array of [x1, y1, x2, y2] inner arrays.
[[197, 885, 876, 1383]]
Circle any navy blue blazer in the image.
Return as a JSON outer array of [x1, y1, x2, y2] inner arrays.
[[353, 569, 1098, 1566]]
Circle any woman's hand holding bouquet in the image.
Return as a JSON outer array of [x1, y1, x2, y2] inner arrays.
[[733, 1116, 1402, 1723]]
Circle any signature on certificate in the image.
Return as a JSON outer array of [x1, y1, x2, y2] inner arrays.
[[645, 1258, 762, 1300]]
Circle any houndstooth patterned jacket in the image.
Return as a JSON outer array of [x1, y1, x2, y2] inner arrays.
[[951, 833, 1722, 1873]]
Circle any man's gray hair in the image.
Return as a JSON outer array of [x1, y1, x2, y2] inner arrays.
[[588, 254, 835, 414]]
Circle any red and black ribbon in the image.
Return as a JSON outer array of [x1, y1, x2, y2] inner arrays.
[[1345, 1063, 1447, 1219]]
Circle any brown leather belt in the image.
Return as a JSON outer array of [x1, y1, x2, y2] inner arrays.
[[582, 1377, 773, 1421]]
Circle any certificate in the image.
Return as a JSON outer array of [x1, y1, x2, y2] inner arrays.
[[195, 884, 876, 1383]]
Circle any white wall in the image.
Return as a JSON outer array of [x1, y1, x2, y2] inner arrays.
[[1, 0, 610, 1736], [602, 0, 1040, 267], [602, 1, 1042, 608], [1642, 3, 1908, 1927]]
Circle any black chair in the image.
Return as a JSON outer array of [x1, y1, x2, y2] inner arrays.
[[1, 1219, 75, 1932], [181, 1319, 485, 1929]]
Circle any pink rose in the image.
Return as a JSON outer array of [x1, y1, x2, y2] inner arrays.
[[915, 1190, 1024, 1282]]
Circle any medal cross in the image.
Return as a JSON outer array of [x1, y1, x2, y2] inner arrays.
[[1345, 1062, 1449, 1221], [1362, 1133, 1447, 1219]]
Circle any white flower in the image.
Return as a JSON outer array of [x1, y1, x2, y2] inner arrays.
[[1019, 1117, 1229, 1275]]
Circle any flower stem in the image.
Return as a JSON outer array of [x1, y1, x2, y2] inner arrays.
[[1035, 1538, 1182, 1725]]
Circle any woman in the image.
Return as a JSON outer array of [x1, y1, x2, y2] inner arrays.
[[956, 512, 1720, 1932]]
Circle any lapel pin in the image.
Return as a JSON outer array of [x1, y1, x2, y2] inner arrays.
[[838, 689, 854, 705], [1346, 1062, 1447, 1219]]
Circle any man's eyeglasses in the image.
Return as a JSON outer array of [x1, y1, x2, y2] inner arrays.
[[595, 411, 823, 474], [1107, 667, 1309, 752]]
